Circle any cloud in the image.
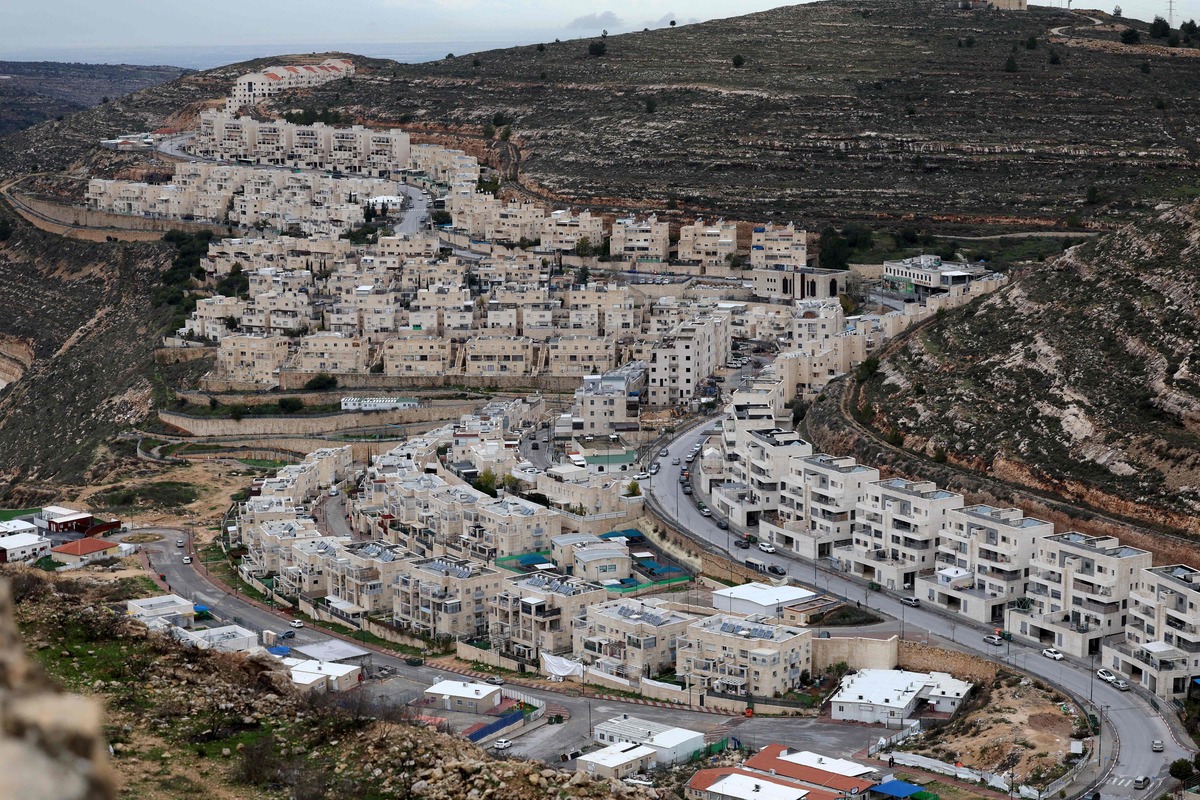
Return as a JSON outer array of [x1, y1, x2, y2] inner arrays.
[[566, 11, 624, 29]]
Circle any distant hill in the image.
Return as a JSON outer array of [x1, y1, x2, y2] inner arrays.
[[0, 61, 187, 138]]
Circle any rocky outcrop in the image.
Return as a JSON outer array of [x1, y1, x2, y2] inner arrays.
[[0, 576, 114, 800]]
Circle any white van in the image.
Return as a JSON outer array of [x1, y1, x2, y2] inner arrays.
[[744, 558, 767, 572]]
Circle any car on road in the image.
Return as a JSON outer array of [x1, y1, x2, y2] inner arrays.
[[531, 442, 539, 450], [983, 634, 1004, 646], [1133, 777, 1150, 790], [757, 541, 776, 553], [176, 539, 185, 547], [276, 630, 296, 640], [491, 739, 513, 751], [900, 597, 920, 608], [685, 454, 696, 463], [733, 538, 750, 549], [682, 485, 693, 495], [767, 564, 787, 576], [1041, 648, 1064, 660], [485, 676, 505, 686], [328, 487, 340, 497], [182, 556, 192, 564], [649, 464, 660, 475], [1112, 678, 1130, 691], [1096, 668, 1116, 683], [700, 508, 712, 517], [289, 620, 305, 629], [633, 472, 650, 480], [716, 520, 729, 530], [1152, 740, 1164, 752], [671, 457, 681, 465], [660, 448, 669, 457]]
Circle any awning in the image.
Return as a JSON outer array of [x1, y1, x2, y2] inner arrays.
[[873, 780, 924, 798]]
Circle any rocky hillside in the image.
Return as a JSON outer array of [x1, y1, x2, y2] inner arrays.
[[8, 565, 654, 800], [0, 62, 188, 139], [858, 201, 1200, 534], [287, 0, 1200, 228]]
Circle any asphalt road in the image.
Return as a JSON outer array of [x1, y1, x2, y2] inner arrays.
[[647, 422, 1192, 798]]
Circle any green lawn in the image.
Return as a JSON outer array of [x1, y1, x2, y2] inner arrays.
[[0, 507, 40, 522]]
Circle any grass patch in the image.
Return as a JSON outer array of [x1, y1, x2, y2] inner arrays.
[[92, 481, 199, 511], [32, 556, 65, 571], [0, 507, 40, 521]]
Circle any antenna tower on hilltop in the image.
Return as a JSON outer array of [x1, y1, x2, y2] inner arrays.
[[1168, 0, 1175, 25]]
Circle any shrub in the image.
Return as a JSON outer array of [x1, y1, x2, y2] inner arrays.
[[1120, 27, 1141, 44], [588, 41, 607, 57], [1150, 16, 1171, 38], [732, 54, 746, 67], [1004, 54, 1018, 73], [277, 397, 304, 414], [645, 98, 657, 113], [305, 373, 338, 391], [1170, 759, 1195, 780]]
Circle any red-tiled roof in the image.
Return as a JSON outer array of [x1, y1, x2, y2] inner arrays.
[[264, 73, 282, 81], [687, 768, 842, 800], [51, 538, 119, 557], [743, 745, 876, 794], [284, 66, 301, 74]]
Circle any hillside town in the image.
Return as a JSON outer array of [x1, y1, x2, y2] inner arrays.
[[4, 25, 1200, 800]]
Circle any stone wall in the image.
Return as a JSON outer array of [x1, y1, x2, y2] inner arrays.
[[813, 635, 899, 673], [158, 400, 479, 437], [898, 640, 999, 685], [455, 641, 526, 673], [10, 192, 240, 238], [276, 370, 584, 394]]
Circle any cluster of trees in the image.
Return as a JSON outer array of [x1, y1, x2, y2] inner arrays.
[[282, 108, 347, 126]]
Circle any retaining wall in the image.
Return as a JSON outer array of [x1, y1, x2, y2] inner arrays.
[[10, 192, 240, 237], [813, 635, 900, 673], [158, 400, 479, 437]]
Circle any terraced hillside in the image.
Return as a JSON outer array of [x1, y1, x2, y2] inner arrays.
[[287, 0, 1200, 228], [857, 202, 1200, 534]]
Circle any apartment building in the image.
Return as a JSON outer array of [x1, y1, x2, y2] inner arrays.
[[712, 428, 812, 528], [766, 454, 880, 562], [610, 214, 670, 262], [678, 614, 812, 698], [918, 506, 1054, 625], [540, 210, 605, 252], [241, 519, 322, 578], [882, 254, 992, 302], [474, 495, 561, 557], [1008, 532, 1151, 658], [573, 369, 644, 434], [1103, 564, 1200, 701], [178, 294, 245, 341], [749, 223, 810, 270], [835, 478, 964, 592], [216, 334, 290, 386], [460, 336, 536, 376], [276, 537, 346, 597], [545, 335, 615, 377], [392, 556, 504, 639], [645, 315, 732, 407], [293, 332, 368, 374], [486, 201, 547, 243], [677, 218, 738, 269], [574, 597, 696, 679], [324, 541, 407, 619], [488, 573, 607, 663], [226, 58, 354, 112], [382, 336, 453, 376]]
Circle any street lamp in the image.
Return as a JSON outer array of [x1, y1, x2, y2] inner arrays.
[[1095, 704, 1110, 765], [1089, 653, 1096, 703]]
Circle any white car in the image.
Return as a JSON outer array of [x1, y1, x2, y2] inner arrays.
[[328, 487, 340, 497], [1041, 648, 1064, 661], [649, 464, 660, 475], [491, 739, 513, 750], [623, 776, 655, 787], [1095, 668, 1116, 683], [289, 620, 305, 629], [181, 556, 192, 564], [671, 458, 681, 465], [700, 508, 712, 517], [633, 472, 650, 480], [659, 448, 669, 457], [757, 541, 776, 553]]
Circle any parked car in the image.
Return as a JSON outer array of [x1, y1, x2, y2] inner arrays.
[[633, 472, 650, 480], [682, 485, 693, 495], [289, 620, 305, 629], [485, 676, 505, 686], [900, 597, 920, 608], [685, 454, 696, 463], [716, 520, 729, 530], [328, 487, 340, 497], [1152, 740, 1164, 752], [767, 564, 787, 576], [700, 508, 712, 517], [176, 539, 185, 547], [983, 634, 1004, 646], [623, 776, 654, 788], [404, 656, 424, 666], [1112, 678, 1130, 691], [757, 541, 776, 553], [1041, 648, 1064, 660], [1096, 668, 1116, 683], [181, 556, 192, 564], [733, 538, 750, 549], [276, 629, 296, 640], [492, 739, 513, 751]]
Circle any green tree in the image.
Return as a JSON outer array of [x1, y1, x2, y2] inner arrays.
[[537, 43, 546, 52], [732, 54, 746, 67], [574, 237, 595, 258], [500, 125, 512, 141], [819, 226, 851, 270], [645, 98, 657, 113], [1025, 35, 1038, 49], [1150, 16, 1171, 37], [1049, 50, 1062, 64], [502, 474, 522, 494], [1120, 27, 1140, 44], [474, 469, 498, 497], [472, 58, 481, 68], [576, 265, 591, 285], [482, 122, 495, 139], [626, 480, 641, 497], [304, 373, 338, 391], [1169, 759, 1195, 780], [0, 217, 11, 242], [1004, 54, 1018, 72], [588, 41, 607, 57], [278, 397, 304, 414]]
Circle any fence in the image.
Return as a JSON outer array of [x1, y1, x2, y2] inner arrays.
[[886, 752, 1009, 794], [500, 688, 547, 721], [688, 738, 730, 762], [466, 709, 524, 742], [867, 719, 923, 756]]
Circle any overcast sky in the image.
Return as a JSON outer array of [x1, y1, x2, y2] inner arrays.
[[0, 0, 1190, 65]]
